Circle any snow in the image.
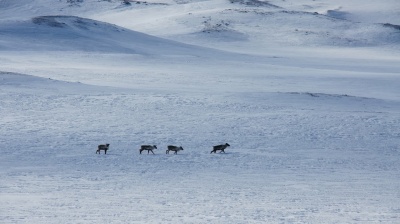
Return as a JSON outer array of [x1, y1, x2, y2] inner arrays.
[[1, 0, 400, 223]]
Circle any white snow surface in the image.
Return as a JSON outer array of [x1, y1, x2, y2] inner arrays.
[[1, 0, 400, 223]]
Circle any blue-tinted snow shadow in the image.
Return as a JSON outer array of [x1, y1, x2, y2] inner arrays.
[[94, 153, 122, 156], [209, 152, 235, 155]]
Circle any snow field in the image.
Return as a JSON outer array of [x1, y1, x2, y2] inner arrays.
[[1, 71, 400, 223], [1, 0, 400, 223]]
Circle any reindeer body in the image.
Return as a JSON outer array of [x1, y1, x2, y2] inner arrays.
[[96, 144, 110, 154], [211, 143, 230, 154], [166, 145, 184, 154], [140, 145, 157, 154]]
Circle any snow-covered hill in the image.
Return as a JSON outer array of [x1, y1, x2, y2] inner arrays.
[[0, 15, 234, 56], [0, 0, 400, 223], [1, 0, 399, 52]]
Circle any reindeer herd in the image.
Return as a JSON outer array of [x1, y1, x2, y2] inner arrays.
[[96, 143, 230, 155]]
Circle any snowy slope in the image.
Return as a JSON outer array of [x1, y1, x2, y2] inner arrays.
[[1, 70, 399, 223], [0, 15, 232, 56], [1, 0, 399, 52], [89, 0, 400, 52], [1, 0, 400, 223]]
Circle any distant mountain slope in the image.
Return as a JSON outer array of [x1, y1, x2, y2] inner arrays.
[[1, 0, 399, 52], [0, 15, 230, 56], [0, 0, 119, 20], [87, 0, 400, 51]]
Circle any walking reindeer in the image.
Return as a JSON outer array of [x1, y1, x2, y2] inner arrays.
[[140, 145, 157, 154], [211, 143, 230, 154], [96, 144, 110, 154], [166, 145, 184, 154]]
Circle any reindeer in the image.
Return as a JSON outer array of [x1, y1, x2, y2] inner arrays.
[[211, 143, 230, 154], [166, 145, 184, 154], [96, 144, 110, 154], [140, 145, 157, 154]]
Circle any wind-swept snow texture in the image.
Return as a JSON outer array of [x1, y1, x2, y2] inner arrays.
[[1, 0, 400, 223]]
